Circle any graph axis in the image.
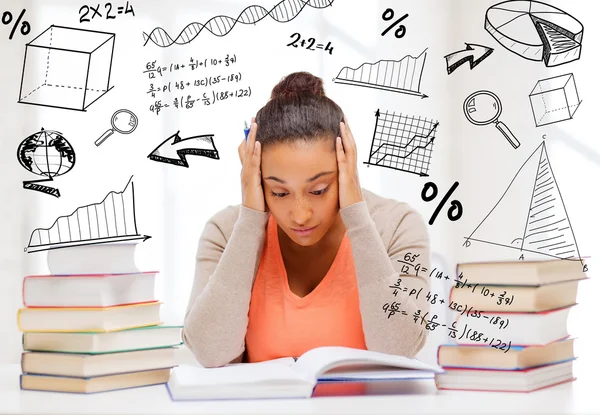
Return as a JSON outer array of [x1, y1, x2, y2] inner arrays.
[[363, 109, 438, 177], [25, 175, 151, 253]]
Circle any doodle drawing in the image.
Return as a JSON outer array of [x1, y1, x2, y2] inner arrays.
[[18, 25, 115, 111], [95, 109, 139, 146], [17, 128, 75, 198], [444, 43, 494, 75], [25, 176, 150, 253], [464, 141, 583, 264], [463, 90, 520, 149], [485, 1, 583, 67], [148, 131, 220, 167], [421, 181, 463, 225], [529, 73, 581, 127], [143, 0, 335, 47], [333, 49, 428, 98], [363, 109, 438, 177]]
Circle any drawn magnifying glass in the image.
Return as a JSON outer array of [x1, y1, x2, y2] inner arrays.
[[95, 109, 139, 146], [463, 90, 520, 149]]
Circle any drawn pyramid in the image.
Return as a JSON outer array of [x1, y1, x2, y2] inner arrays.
[[466, 142, 581, 260]]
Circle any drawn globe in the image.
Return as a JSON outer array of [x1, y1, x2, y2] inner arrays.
[[17, 129, 75, 178]]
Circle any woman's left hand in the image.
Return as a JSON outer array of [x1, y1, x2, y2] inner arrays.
[[336, 118, 364, 209]]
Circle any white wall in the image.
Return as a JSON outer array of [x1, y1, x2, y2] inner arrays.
[[1, 0, 597, 382]]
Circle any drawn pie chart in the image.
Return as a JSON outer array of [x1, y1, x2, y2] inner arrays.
[[485, 1, 583, 67]]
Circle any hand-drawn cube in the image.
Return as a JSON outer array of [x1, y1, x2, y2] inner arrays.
[[18, 25, 115, 111], [529, 73, 581, 127]]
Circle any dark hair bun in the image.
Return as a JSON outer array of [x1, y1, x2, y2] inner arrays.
[[271, 71, 325, 99]]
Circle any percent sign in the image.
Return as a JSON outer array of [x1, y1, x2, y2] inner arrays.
[[381, 8, 408, 38], [421, 181, 463, 225], [2, 9, 30, 40]]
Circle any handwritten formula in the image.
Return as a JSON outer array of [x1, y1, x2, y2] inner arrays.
[[144, 54, 251, 115], [383, 252, 518, 353]]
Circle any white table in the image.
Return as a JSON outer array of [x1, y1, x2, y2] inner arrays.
[[1, 363, 598, 415]]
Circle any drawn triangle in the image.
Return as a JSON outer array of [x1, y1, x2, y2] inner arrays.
[[519, 143, 580, 259], [465, 142, 581, 261]]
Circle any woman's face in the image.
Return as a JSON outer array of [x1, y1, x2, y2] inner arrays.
[[261, 139, 339, 247]]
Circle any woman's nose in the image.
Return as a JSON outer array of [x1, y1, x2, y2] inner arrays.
[[291, 198, 312, 224]]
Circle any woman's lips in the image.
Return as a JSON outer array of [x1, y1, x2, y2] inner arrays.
[[292, 225, 317, 236]]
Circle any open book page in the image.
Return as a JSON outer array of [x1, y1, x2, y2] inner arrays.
[[226, 356, 296, 368], [172, 362, 311, 388], [292, 346, 444, 380]]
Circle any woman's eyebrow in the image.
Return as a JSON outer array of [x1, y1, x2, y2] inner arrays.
[[264, 171, 335, 184]]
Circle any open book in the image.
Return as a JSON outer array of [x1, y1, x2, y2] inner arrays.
[[166, 346, 444, 400]]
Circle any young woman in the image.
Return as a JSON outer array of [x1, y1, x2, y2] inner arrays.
[[183, 72, 431, 368]]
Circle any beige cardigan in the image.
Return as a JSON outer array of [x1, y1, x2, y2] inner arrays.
[[183, 188, 432, 367]]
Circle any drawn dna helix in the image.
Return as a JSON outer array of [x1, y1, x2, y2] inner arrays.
[[143, 0, 335, 47]]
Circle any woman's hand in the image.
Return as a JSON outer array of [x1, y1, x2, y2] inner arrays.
[[238, 118, 268, 212], [336, 118, 364, 209]]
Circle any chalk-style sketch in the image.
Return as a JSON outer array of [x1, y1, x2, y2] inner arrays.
[[485, 1, 583, 67], [17, 128, 75, 198], [95, 109, 139, 146], [148, 131, 220, 167], [380, 8, 408, 39], [529, 73, 581, 127], [464, 141, 583, 263], [421, 181, 463, 225], [444, 43, 494, 75], [18, 25, 115, 111], [363, 109, 438, 177], [463, 90, 520, 149], [25, 176, 150, 253], [142, 0, 334, 47], [333, 49, 428, 98]]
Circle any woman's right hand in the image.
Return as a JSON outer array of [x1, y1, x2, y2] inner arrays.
[[238, 118, 267, 213]]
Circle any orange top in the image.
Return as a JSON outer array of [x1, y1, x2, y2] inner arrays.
[[245, 215, 367, 363]]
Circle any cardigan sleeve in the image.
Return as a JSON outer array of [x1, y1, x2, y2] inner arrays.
[[339, 200, 431, 358], [182, 205, 269, 368]]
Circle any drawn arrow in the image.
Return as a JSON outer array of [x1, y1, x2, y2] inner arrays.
[[148, 131, 220, 167], [444, 43, 494, 75]]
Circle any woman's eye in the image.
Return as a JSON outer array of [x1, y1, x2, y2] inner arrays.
[[311, 187, 329, 196], [270, 191, 288, 198]]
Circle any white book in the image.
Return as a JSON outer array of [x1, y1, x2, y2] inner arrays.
[[23, 272, 157, 307], [46, 242, 142, 275], [455, 305, 572, 346], [17, 302, 162, 332], [435, 360, 575, 392], [166, 346, 444, 400], [22, 325, 183, 354], [21, 347, 177, 377]]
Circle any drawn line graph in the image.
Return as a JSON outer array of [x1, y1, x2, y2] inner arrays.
[[143, 0, 335, 47], [25, 176, 150, 253], [333, 49, 428, 98], [363, 109, 439, 177]]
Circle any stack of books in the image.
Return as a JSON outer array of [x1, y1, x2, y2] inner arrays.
[[17, 242, 183, 394], [435, 258, 587, 392]]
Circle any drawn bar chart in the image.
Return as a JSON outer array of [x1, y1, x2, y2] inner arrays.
[[333, 49, 428, 98], [363, 109, 439, 177], [26, 176, 150, 253]]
